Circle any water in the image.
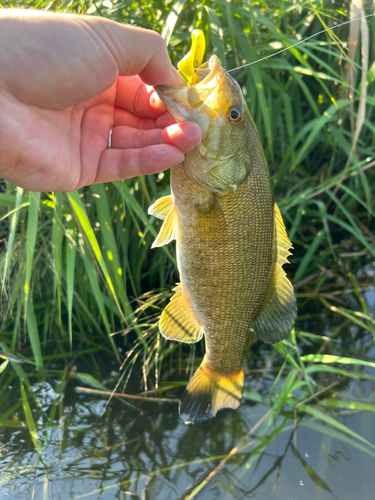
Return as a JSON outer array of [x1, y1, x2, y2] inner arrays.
[[1, 286, 374, 500], [1, 378, 374, 499]]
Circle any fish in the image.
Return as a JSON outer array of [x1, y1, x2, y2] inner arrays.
[[148, 52, 297, 424]]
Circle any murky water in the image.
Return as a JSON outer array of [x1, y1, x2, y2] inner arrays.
[[1, 287, 375, 500]]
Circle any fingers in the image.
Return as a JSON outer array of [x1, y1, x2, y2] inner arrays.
[[95, 145, 184, 184], [114, 103, 176, 130], [162, 123, 202, 152], [93, 121, 201, 185], [155, 111, 177, 129], [112, 122, 201, 153], [114, 108, 158, 130], [115, 77, 166, 118]]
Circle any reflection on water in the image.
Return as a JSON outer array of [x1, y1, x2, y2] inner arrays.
[[1, 382, 375, 500], [1, 287, 375, 500]]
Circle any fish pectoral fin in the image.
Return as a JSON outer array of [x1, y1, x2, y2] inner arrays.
[[253, 203, 297, 343], [179, 358, 244, 424], [150, 200, 177, 248], [148, 195, 173, 220], [159, 285, 204, 343]]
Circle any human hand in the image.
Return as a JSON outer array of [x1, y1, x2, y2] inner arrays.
[[0, 10, 201, 192]]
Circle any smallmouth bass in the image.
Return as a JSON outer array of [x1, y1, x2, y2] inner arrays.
[[148, 54, 296, 424]]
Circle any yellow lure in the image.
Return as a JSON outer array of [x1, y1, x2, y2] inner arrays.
[[177, 29, 206, 86]]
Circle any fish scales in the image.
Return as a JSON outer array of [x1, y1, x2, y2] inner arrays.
[[172, 149, 274, 374], [149, 54, 296, 423]]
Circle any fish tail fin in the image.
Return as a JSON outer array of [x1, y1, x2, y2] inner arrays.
[[179, 358, 244, 424]]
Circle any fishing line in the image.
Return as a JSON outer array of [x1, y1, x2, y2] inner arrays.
[[228, 13, 375, 73]]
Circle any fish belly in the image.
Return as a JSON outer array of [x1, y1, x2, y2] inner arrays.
[[171, 163, 274, 374]]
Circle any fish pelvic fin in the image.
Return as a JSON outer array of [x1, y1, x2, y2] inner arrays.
[[160, 284, 204, 344], [253, 203, 297, 343], [148, 195, 177, 248], [148, 195, 173, 220], [179, 358, 244, 424]]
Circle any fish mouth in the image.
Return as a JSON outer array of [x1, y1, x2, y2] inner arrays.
[[155, 55, 223, 120]]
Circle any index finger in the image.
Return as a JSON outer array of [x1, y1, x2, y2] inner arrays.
[[115, 76, 166, 118]]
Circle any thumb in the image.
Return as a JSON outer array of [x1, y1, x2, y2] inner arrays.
[[89, 19, 185, 88]]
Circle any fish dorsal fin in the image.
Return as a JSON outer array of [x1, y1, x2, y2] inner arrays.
[[160, 284, 204, 344], [149, 196, 177, 248], [253, 203, 297, 343], [148, 195, 173, 220]]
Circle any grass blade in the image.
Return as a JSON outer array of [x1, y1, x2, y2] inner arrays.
[[0, 358, 9, 374], [302, 420, 375, 458], [90, 185, 127, 310], [77, 233, 120, 361], [294, 229, 325, 282], [291, 443, 339, 499], [321, 399, 375, 412], [161, 0, 187, 45], [271, 367, 299, 413], [67, 191, 123, 317], [20, 380, 42, 459], [52, 192, 64, 327], [24, 191, 41, 317], [26, 296, 45, 377], [65, 218, 77, 349], [0, 342, 33, 390], [2, 187, 25, 289], [306, 364, 375, 381], [298, 403, 375, 450], [301, 354, 375, 369], [206, 6, 227, 68]]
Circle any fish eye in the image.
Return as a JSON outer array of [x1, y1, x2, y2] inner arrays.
[[228, 106, 243, 124]]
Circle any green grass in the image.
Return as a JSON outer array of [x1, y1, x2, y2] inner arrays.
[[0, 0, 375, 499]]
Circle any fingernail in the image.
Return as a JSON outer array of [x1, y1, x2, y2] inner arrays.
[[184, 122, 202, 142], [150, 91, 166, 112]]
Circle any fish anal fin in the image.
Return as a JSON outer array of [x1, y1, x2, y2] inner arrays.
[[254, 203, 297, 343], [148, 195, 173, 220], [179, 358, 244, 423], [151, 201, 177, 248], [159, 285, 203, 344]]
